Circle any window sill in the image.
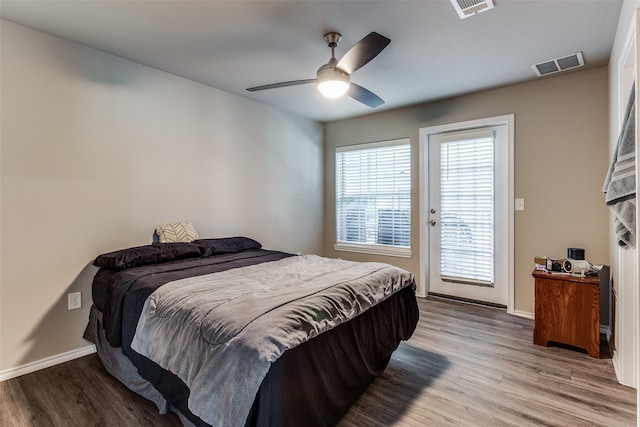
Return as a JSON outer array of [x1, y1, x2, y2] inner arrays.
[[333, 242, 412, 258]]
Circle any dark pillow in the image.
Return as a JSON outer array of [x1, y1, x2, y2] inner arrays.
[[93, 242, 204, 270], [193, 237, 262, 256]]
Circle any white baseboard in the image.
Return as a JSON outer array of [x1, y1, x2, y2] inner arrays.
[[612, 350, 622, 383], [0, 344, 96, 382], [512, 309, 534, 319]]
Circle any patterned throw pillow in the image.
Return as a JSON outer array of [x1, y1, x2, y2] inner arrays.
[[155, 221, 199, 243]]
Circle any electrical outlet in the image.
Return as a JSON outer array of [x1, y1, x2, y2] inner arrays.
[[68, 292, 81, 310]]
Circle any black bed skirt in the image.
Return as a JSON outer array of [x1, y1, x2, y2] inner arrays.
[[246, 284, 419, 427]]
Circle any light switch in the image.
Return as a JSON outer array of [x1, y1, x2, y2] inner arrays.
[[515, 198, 525, 211]]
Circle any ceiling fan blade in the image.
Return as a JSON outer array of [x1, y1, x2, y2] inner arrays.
[[347, 83, 385, 108], [336, 32, 391, 75], [246, 79, 316, 92]]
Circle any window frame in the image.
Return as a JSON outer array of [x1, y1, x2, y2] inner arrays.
[[334, 138, 412, 258]]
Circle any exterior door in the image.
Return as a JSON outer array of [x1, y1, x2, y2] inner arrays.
[[428, 125, 509, 306]]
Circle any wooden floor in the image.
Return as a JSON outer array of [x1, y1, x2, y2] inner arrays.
[[1, 297, 636, 426]]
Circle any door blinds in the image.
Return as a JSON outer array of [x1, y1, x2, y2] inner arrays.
[[439, 129, 495, 285]]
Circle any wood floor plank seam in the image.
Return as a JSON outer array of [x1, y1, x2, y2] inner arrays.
[[1, 297, 635, 426]]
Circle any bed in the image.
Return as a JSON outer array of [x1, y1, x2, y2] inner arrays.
[[83, 236, 419, 427]]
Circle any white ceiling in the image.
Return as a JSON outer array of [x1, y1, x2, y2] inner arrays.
[[0, 0, 623, 122]]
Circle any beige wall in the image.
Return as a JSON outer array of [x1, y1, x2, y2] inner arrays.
[[324, 67, 610, 314], [0, 20, 323, 372]]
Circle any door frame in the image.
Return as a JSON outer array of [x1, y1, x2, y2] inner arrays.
[[418, 114, 515, 314]]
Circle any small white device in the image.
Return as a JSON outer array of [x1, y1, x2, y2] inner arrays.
[[562, 259, 590, 276]]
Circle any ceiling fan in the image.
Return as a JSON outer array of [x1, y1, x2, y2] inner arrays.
[[246, 31, 391, 108]]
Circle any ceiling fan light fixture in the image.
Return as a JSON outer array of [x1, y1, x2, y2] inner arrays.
[[317, 78, 350, 98], [316, 62, 350, 98], [246, 31, 388, 107]]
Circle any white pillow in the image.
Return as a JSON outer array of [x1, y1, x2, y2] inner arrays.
[[155, 221, 199, 243]]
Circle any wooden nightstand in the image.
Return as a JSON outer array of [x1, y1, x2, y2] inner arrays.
[[532, 270, 600, 358]]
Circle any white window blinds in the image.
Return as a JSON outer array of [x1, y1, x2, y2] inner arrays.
[[439, 130, 494, 285], [336, 139, 411, 248]]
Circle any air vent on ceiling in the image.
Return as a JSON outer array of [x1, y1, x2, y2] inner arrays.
[[450, 0, 495, 19], [532, 52, 585, 77]]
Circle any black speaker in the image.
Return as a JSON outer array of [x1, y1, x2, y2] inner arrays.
[[567, 247, 585, 260]]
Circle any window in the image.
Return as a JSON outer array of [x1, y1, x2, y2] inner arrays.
[[335, 139, 411, 257], [439, 130, 494, 285]]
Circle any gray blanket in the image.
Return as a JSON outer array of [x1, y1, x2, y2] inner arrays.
[[603, 83, 636, 248], [130, 254, 414, 427]]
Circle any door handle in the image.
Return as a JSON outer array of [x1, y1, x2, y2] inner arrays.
[[429, 219, 436, 226]]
